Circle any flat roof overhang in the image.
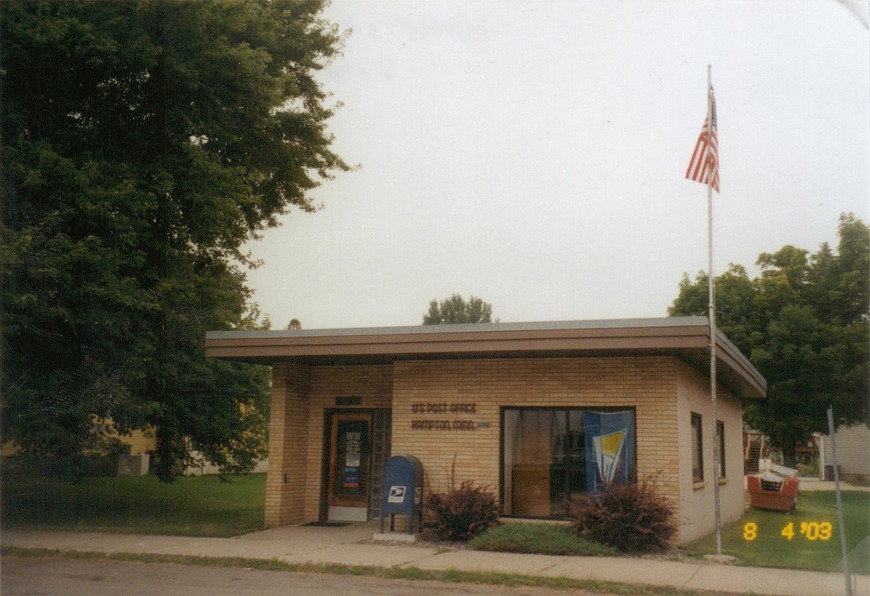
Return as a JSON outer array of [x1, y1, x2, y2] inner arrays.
[[205, 317, 766, 399]]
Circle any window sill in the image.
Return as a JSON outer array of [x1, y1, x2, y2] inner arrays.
[[693, 481, 705, 490], [719, 478, 728, 485]]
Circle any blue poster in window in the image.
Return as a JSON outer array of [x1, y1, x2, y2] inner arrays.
[[583, 411, 635, 493]]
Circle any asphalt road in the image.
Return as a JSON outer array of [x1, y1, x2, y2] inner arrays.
[[1, 556, 602, 596]]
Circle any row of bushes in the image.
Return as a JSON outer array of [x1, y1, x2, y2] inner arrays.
[[424, 475, 676, 554]]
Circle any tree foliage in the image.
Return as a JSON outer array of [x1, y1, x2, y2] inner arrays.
[[423, 294, 495, 325], [669, 214, 869, 466], [1, 0, 350, 480]]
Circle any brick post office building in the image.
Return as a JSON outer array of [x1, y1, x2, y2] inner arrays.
[[206, 317, 765, 544]]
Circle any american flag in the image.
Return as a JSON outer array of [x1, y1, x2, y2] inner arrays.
[[685, 88, 719, 192]]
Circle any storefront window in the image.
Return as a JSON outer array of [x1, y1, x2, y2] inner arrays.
[[502, 408, 635, 518]]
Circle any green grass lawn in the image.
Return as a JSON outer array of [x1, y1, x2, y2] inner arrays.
[[4, 469, 868, 576], [470, 523, 616, 556], [1, 472, 266, 537], [683, 490, 870, 574]]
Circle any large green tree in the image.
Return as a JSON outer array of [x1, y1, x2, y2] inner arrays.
[[669, 214, 869, 466], [423, 294, 495, 325], [1, 0, 350, 480]]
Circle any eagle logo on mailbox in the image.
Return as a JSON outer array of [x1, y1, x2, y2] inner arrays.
[[388, 485, 406, 503]]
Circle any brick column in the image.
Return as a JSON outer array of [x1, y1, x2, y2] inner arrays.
[[264, 361, 310, 527]]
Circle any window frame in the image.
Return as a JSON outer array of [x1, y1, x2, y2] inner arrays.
[[716, 420, 726, 480], [499, 406, 636, 519], [691, 412, 704, 483]]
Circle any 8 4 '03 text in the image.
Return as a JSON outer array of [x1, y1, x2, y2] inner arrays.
[[743, 521, 833, 541]]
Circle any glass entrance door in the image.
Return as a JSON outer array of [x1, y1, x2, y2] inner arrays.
[[327, 412, 371, 520]]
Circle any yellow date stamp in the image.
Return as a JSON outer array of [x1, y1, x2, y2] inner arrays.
[[743, 521, 833, 541]]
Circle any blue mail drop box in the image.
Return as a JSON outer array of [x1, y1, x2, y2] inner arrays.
[[380, 455, 424, 534]]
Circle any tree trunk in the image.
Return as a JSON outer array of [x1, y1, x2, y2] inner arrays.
[[781, 440, 798, 469], [154, 413, 176, 483]]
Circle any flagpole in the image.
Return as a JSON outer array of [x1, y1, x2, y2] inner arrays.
[[706, 64, 722, 556]]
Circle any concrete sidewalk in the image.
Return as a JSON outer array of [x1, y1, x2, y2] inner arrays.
[[794, 478, 870, 492], [2, 523, 866, 596]]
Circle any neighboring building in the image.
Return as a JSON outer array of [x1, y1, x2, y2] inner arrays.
[[0, 440, 21, 457], [205, 317, 766, 544], [1, 424, 156, 473], [184, 451, 269, 476], [115, 427, 157, 476], [819, 423, 870, 482], [4, 424, 267, 477], [117, 427, 157, 455]]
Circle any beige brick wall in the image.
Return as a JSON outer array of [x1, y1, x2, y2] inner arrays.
[[264, 354, 741, 545], [301, 364, 393, 520], [264, 361, 310, 526], [265, 362, 393, 525], [676, 360, 744, 543], [391, 357, 681, 512]]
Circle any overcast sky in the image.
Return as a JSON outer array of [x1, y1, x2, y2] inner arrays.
[[243, 0, 869, 331]]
